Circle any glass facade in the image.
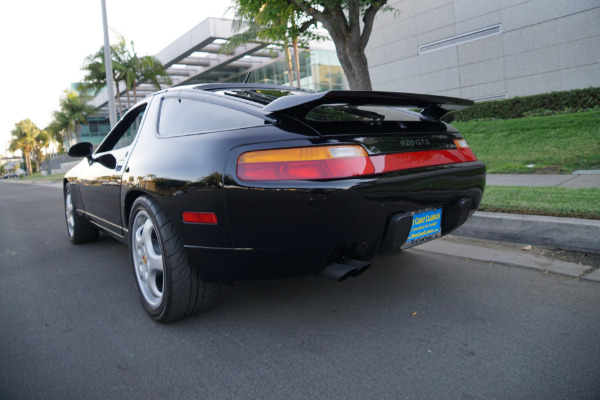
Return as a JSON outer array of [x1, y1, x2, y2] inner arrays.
[[227, 49, 346, 91], [79, 117, 111, 146]]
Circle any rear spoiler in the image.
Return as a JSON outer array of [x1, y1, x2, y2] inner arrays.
[[262, 90, 473, 121]]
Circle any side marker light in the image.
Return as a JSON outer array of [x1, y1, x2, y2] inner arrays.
[[182, 212, 218, 225]]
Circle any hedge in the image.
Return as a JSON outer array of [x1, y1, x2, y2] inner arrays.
[[446, 87, 600, 122]]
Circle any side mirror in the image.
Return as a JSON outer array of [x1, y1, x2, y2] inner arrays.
[[68, 142, 93, 158]]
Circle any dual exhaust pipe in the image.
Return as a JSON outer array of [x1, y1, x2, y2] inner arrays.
[[318, 258, 371, 282]]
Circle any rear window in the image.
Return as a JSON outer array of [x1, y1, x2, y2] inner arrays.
[[220, 89, 307, 105], [305, 105, 422, 122], [158, 97, 266, 136]]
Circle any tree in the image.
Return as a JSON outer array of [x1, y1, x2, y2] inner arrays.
[[228, 0, 320, 86], [33, 130, 50, 169], [82, 35, 170, 116], [82, 40, 126, 117], [295, 0, 392, 90], [120, 40, 171, 104], [46, 117, 68, 152], [231, 0, 391, 90], [58, 90, 97, 144], [49, 109, 73, 149], [9, 119, 39, 175]]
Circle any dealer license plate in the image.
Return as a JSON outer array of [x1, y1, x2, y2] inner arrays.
[[401, 208, 442, 249]]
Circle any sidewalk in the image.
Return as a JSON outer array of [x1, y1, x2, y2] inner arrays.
[[486, 173, 600, 188], [455, 172, 600, 255]]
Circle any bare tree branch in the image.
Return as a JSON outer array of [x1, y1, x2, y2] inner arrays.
[[361, 0, 387, 49]]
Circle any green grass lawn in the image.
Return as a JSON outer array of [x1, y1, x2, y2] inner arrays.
[[23, 172, 65, 181], [480, 186, 600, 220], [453, 110, 600, 173]]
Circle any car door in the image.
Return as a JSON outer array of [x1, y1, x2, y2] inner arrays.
[[78, 104, 148, 238]]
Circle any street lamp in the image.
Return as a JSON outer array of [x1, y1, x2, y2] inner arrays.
[[101, 0, 118, 129]]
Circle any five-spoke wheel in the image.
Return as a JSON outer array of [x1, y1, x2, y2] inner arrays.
[[132, 210, 164, 309], [128, 195, 219, 322]]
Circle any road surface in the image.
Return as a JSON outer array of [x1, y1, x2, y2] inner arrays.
[[1, 182, 599, 399]]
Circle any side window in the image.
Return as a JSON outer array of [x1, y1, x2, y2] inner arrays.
[[113, 109, 146, 150], [158, 97, 265, 136], [97, 105, 147, 153]]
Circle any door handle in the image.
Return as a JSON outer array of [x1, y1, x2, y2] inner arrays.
[[116, 160, 125, 172]]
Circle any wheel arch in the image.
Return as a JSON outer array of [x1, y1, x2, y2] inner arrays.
[[124, 189, 154, 229]]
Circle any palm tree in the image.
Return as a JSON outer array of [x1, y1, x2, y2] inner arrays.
[[135, 54, 171, 101], [58, 90, 97, 144], [33, 130, 50, 170], [49, 109, 74, 149], [82, 40, 126, 117], [82, 35, 170, 116], [9, 119, 39, 175]]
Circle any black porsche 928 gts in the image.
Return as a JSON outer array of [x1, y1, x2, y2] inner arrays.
[[64, 83, 485, 322]]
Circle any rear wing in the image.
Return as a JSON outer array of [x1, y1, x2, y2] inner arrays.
[[262, 90, 473, 121]]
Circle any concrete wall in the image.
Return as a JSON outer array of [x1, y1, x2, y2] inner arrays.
[[366, 0, 600, 99]]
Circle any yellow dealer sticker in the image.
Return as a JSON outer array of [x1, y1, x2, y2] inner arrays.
[[402, 208, 442, 249]]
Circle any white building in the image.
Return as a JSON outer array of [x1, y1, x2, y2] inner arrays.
[[366, 0, 600, 100]]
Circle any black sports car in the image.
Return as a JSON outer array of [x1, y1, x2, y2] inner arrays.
[[65, 83, 485, 322]]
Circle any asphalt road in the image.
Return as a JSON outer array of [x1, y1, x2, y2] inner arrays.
[[1, 182, 599, 400]]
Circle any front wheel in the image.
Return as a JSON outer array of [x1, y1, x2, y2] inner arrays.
[[129, 195, 219, 322]]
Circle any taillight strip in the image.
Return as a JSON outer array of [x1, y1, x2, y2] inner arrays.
[[370, 149, 476, 174], [237, 143, 478, 181]]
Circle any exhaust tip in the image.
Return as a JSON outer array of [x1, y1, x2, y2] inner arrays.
[[317, 262, 356, 282], [318, 258, 372, 281]]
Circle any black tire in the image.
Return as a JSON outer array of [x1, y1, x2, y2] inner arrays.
[[128, 195, 219, 323], [64, 185, 99, 244]]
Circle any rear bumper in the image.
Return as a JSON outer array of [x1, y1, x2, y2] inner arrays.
[[188, 161, 485, 282]]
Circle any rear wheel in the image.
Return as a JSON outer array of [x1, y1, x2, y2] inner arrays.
[[129, 195, 219, 322], [64, 185, 99, 244]]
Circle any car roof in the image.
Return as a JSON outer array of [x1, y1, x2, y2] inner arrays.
[[191, 83, 315, 93]]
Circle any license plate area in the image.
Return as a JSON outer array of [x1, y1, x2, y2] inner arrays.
[[401, 207, 442, 249]]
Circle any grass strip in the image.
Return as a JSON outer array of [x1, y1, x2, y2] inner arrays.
[[453, 111, 600, 174], [480, 186, 600, 220], [23, 172, 66, 181]]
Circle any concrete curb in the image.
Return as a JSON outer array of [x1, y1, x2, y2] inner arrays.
[[416, 238, 599, 282], [453, 211, 600, 255]]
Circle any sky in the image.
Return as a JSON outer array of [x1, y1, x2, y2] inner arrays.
[[0, 0, 234, 155]]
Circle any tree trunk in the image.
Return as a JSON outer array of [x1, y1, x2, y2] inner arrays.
[[292, 37, 301, 87], [25, 151, 32, 175], [125, 87, 131, 110], [330, 34, 372, 90], [284, 43, 294, 87], [66, 128, 73, 148], [291, 0, 380, 91], [115, 81, 123, 119], [133, 79, 138, 104], [76, 122, 81, 144]]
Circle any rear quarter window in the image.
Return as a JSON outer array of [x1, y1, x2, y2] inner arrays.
[[158, 97, 267, 136]]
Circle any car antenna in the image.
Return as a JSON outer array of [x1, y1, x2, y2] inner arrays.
[[242, 71, 251, 84]]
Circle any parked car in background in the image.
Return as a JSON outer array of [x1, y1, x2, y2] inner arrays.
[[64, 83, 486, 322]]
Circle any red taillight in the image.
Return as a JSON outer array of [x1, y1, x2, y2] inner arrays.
[[237, 142, 478, 181], [237, 145, 375, 181], [370, 149, 476, 174], [182, 212, 218, 225]]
